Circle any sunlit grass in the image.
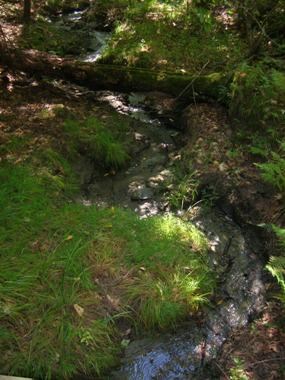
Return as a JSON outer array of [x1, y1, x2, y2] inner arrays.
[[101, 2, 246, 72], [0, 161, 215, 378]]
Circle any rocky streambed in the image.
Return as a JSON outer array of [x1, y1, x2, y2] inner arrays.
[[77, 91, 179, 217]]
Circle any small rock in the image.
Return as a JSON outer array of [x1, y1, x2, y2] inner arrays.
[[219, 163, 228, 172], [134, 132, 145, 141], [129, 185, 153, 201]]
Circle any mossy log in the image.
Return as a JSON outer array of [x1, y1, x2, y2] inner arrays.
[[1, 47, 229, 99]]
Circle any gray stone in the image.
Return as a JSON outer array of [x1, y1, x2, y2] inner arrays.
[[129, 183, 154, 201]]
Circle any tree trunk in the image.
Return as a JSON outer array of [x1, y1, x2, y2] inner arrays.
[[0, 46, 229, 100], [23, 0, 32, 23]]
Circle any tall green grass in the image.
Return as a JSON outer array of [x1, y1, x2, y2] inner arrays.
[[64, 116, 129, 169]]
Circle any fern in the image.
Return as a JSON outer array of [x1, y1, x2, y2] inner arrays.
[[267, 226, 285, 305], [257, 142, 285, 193]]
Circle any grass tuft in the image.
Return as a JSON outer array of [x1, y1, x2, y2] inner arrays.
[[64, 116, 129, 169]]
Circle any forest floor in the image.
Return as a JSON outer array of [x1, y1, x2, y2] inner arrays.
[[1, 0, 285, 379], [1, 70, 284, 379]]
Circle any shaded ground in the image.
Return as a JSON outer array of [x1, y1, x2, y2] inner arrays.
[[217, 301, 285, 379], [180, 103, 284, 226]]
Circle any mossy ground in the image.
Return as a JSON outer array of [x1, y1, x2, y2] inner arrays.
[[0, 82, 215, 379], [100, 5, 246, 73]]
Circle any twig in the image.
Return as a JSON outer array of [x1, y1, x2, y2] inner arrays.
[[175, 60, 210, 101], [187, 199, 204, 211], [250, 357, 285, 367], [214, 360, 230, 380]]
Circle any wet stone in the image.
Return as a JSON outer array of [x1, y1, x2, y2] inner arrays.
[[128, 181, 154, 201], [113, 207, 266, 379]]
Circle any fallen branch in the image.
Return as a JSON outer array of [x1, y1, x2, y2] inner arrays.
[[0, 46, 229, 99]]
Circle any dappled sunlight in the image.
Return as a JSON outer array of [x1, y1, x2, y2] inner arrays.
[[1, 0, 284, 378], [102, 10, 246, 72], [151, 214, 208, 252]]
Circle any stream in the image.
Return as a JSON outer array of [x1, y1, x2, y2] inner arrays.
[[77, 91, 178, 217], [73, 90, 266, 379], [54, 8, 267, 379]]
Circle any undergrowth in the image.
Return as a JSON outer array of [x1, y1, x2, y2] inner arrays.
[[100, 6, 245, 72], [20, 19, 90, 56], [63, 116, 130, 169], [229, 63, 285, 131], [267, 226, 285, 306]]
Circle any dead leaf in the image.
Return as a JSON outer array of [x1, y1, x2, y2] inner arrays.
[[73, 304, 84, 317], [106, 294, 120, 311]]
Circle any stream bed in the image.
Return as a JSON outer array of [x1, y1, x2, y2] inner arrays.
[[74, 91, 267, 379], [51, 9, 268, 379]]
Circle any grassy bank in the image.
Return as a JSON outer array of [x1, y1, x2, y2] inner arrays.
[[0, 96, 215, 378]]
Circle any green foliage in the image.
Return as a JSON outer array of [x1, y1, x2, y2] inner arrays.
[[0, 161, 214, 378], [45, 0, 89, 13], [257, 141, 285, 193], [100, 0, 245, 72], [115, 214, 213, 330], [20, 19, 89, 56], [229, 63, 285, 130], [64, 116, 129, 169], [38, 148, 78, 195], [167, 166, 199, 210], [0, 164, 52, 255], [127, 267, 213, 330], [267, 225, 285, 305], [229, 357, 249, 380]]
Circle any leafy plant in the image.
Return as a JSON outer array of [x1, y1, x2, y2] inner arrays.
[[229, 357, 249, 380], [267, 225, 285, 305], [229, 63, 285, 131], [257, 141, 285, 193]]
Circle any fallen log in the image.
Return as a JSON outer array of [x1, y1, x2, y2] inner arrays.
[[0, 47, 230, 99]]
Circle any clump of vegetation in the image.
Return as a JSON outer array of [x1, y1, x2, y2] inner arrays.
[[45, 0, 89, 14], [20, 19, 89, 56], [167, 171, 199, 210], [64, 116, 130, 169], [229, 357, 249, 380], [166, 161, 200, 210], [267, 225, 285, 305], [100, 1, 246, 72], [257, 141, 285, 193], [229, 63, 285, 131]]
